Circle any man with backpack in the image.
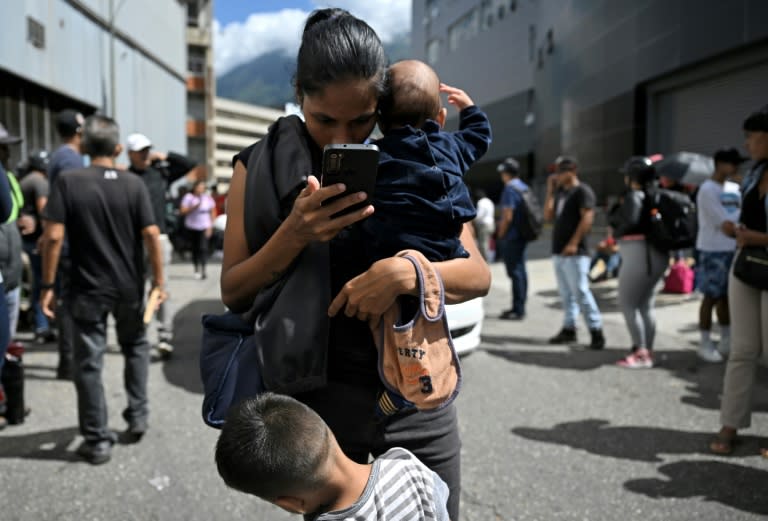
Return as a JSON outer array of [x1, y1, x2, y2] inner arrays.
[[496, 158, 541, 320], [544, 156, 606, 350]]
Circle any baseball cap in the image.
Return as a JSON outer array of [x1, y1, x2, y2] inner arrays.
[[55, 109, 84, 137], [0, 123, 22, 145], [713, 147, 747, 165], [554, 155, 578, 171], [126, 133, 152, 152], [497, 157, 520, 174]]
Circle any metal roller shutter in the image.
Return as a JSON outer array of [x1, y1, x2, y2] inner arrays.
[[647, 59, 768, 156]]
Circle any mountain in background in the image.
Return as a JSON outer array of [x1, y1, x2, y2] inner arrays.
[[216, 33, 412, 109]]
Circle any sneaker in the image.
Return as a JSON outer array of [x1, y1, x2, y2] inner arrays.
[[56, 360, 73, 381], [617, 348, 653, 369], [34, 329, 57, 344], [194, 272, 203, 280], [698, 343, 724, 363], [549, 327, 577, 344], [156, 340, 174, 360], [75, 440, 113, 465], [589, 329, 606, 350]]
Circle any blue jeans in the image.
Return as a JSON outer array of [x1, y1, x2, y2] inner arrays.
[[71, 295, 150, 442], [499, 238, 528, 315], [22, 240, 49, 333], [553, 255, 603, 330]]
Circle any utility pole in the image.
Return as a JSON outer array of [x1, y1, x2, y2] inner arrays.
[[108, 0, 127, 118]]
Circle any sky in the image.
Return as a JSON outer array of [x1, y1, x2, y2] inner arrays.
[[213, 0, 412, 76]]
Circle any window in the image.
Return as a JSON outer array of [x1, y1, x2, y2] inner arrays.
[[448, 9, 479, 51], [187, 1, 200, 27], [188, 47, 206, 75], [481, 1, 493, 30], [27, 16, 45, 49], [426, 0, 440, 19], [427, 39, 441, 65], [509, 0, 517, 12]]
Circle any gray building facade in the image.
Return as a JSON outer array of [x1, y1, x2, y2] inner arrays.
[[0, 0, 188, 168], [414, 0, 768, 201]]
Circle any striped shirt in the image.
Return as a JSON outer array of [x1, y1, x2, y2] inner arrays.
[[313, 448, 450, 521]]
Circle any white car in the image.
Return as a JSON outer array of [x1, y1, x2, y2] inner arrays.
[[445, 297, 484, 356]]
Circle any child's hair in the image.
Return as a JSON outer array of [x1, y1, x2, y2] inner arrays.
[[215, 393, 332, 499], [378, 60, 442, 133]]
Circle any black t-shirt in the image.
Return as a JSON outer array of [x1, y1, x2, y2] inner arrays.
[[44, 166, 156, 301], [552, 183, 596, 255], [235, 141, 380, 388], [129, 165, 168, 234]]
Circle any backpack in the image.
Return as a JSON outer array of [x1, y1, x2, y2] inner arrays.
[[644, 188, 697, 252], [512, 186, 543, 241]]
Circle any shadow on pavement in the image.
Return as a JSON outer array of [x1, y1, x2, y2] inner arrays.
[[624, 460, 768, 516], [511, 418, 768, 463], [162, 299, 224, 395], [0, 427, 80, 462], [482, 343, 768, 413], [483, 346, 624, 370]]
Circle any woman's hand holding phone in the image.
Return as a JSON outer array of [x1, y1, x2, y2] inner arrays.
[[284, 175, 374, 245]]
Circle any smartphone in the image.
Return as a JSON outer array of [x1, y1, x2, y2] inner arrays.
[[320, 143, 380, 218]]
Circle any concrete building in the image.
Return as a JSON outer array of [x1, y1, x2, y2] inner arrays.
[[413, 0, 768, 200], [185, 0, 216, 179], [0, 0, 188, 168], [213, 97, 283, 184]]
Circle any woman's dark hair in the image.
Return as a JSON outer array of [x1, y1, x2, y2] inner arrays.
[[215, 393, 331, 500], [743, 104, 768, 133], [294, 8, 388, 101], [81, 115, 120, 158], [621, 156, 657, 187]]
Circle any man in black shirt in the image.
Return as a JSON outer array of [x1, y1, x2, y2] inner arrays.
[[543, 156, 605, 350], [126, 133, 196, 359], [40, 115, 166, 465]]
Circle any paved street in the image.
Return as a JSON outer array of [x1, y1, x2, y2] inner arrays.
[[1, 241, 767, 521]]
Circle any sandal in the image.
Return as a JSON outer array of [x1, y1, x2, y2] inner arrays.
[[709, 429, 740, 455]]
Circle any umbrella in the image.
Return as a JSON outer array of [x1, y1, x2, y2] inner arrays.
[[654, 151, 713, 186]]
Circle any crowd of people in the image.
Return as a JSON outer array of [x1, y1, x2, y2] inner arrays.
[[0, 5, 765, 520]]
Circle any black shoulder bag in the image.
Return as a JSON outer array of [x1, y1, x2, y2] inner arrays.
[[199, 116, 329, 428]]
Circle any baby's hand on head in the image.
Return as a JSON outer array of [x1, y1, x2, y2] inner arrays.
[[440, 83, 474, 111]]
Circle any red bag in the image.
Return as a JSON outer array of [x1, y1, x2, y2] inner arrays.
[[663, 260, 694, 294]]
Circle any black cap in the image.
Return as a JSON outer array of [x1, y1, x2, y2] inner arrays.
[[27, 149, 50, 173], [554, 155, 578, 171], [620, 155, 656, 184], [713, 147, 747, 165], [497, 157, 520, 174], [56, 109, 84, 138]]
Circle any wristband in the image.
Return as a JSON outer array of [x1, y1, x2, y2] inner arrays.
[[40, 282, 55, 290]]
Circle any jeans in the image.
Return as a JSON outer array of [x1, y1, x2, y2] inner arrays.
[[499, 238, 528, 315], [71, 295, 151, 442], [553, 255, 603, 330], [22, 240, 49, 332], [56, 257, 75, 365]]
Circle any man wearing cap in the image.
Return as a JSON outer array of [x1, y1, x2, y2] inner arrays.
[[126, 133, 197, 359], [694, 148, 744, 363], [496, 158, 530, 320], [45, 109, 86, 379], [544, 156, 606, 349]]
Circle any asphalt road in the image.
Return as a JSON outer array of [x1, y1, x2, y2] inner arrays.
[[1, 249, 766, 521]]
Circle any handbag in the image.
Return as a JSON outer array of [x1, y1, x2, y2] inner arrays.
[[733, 246, 768, 291], [199, 116, 329, 429]]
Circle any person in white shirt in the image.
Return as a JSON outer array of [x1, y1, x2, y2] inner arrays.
[[473, 189, 495, 261], [694, 148, 744, 362]]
